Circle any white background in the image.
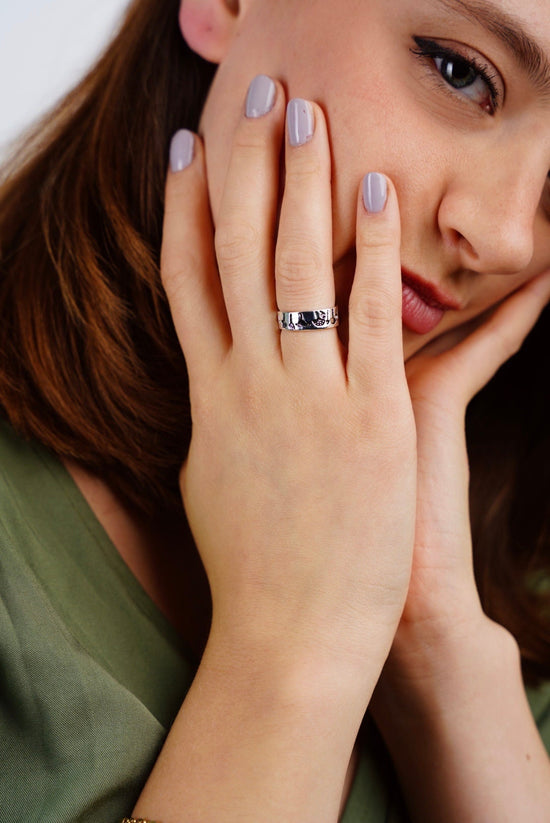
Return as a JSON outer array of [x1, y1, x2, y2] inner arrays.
[[0, 0, 130, 158]]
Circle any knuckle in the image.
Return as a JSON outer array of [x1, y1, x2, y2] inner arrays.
[[356, 229, 399, 259], [350, 287, 400, 334], [187, 385, 216, 436], [349, 396, 415, 456], [285, 156, 324, 187], [215, 220, 261, 271], [232, 125, 272, 156], [160, 261, 184, 294], [236, 371, 270, 424], [358, 225, 393, 247], [161, 252, 198, 292], [276, 236, 326, 297]]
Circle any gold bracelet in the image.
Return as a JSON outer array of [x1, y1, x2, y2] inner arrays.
[[121, 818, 160, 823]]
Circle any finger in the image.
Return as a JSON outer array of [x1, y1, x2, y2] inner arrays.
[[406, 310, 492, 365], [347, 174, 405, 392], [214, 75, 285, 359], [161, 130, 228, 380], [438, 269, 550, 403], [275, 100, 342, 372]]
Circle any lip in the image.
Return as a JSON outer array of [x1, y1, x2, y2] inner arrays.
[[401, 269, 462, 311], [401, 268, 462, 335]]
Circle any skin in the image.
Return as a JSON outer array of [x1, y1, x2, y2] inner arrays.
[[69, 0, 550, 818], [68, 0, 550, 646], [198, 0, 550, 358]]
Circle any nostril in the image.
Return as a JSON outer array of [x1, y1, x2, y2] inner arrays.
[[443, 227, 479, 264], [451, 222, 533, 275]]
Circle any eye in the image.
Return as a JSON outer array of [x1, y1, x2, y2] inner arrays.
[[412, 37, 501, 115], [434, 55, 488, 98]]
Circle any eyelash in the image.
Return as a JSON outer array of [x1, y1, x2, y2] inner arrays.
[[410, 37, 501, 115]]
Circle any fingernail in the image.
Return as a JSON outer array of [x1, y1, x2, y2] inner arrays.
[[362, 172, 387, 213], [170, 129, 194, 172], [245, 74, 276, 118], [287, 98, 314, 147]]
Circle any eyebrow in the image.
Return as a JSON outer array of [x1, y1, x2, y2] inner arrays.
[[435, 0, 550, 97]]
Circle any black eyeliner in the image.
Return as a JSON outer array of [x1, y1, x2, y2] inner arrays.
[[410, 36, 500, 112]]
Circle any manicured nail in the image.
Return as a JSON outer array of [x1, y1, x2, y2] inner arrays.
[[287, 98, 314, 147], [170, 129, 194, 172], [245, 74, 276, 118], [362, 172, 387, 213]]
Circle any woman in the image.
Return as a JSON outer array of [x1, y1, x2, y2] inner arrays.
[[1, 0, 549, 820]]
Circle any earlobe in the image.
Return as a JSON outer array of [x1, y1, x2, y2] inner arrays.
[[179, 0, 239, 64]]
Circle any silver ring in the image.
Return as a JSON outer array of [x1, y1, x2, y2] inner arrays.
[[277, 307, 339, 331]]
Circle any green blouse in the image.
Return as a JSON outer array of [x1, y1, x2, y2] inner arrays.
[[1, 418, 549, 822]]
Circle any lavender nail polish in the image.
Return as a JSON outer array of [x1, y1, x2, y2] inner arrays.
[[287, 98, 314, 147], [170, 129, 194, 172], [363, 172, 387, 213], [245, 75, 276, 118]]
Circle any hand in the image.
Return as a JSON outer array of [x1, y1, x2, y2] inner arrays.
[[366, 282, 550, 823], [383, 270, 550, 676], [160, 80, 417, 697]]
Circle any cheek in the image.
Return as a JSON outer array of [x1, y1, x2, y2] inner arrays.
[[198, 4, 449, 256], [323, 70, 441, 261]]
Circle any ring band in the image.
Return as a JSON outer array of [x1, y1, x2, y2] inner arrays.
[[277, 307, 339, 331]]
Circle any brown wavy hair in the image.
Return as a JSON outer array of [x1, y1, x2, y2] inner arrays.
[[0, 0, 548, 683], [0, 0, 215, 515]]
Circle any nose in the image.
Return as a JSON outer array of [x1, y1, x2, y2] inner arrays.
[[437, 160, 541, 275]]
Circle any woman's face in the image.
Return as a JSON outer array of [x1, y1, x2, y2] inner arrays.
[[198, 0, 550, 359]]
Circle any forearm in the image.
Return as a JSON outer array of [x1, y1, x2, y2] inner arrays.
[[132, 628, 381, 823], [371, 617, 550, 823]]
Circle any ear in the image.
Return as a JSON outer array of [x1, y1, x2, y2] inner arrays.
[[179, 0, 240, 63]]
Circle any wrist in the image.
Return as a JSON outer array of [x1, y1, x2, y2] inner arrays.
[[369, 616, 550, 823], [135, 610, 380, 823], [371, 613, 520, 731], [205, 594, 400, 711], [385, 594, 505, 677], [203, 617, 383, 721]]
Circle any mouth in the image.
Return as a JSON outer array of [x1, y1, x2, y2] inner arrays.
[[401, 269, 462, 335]]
